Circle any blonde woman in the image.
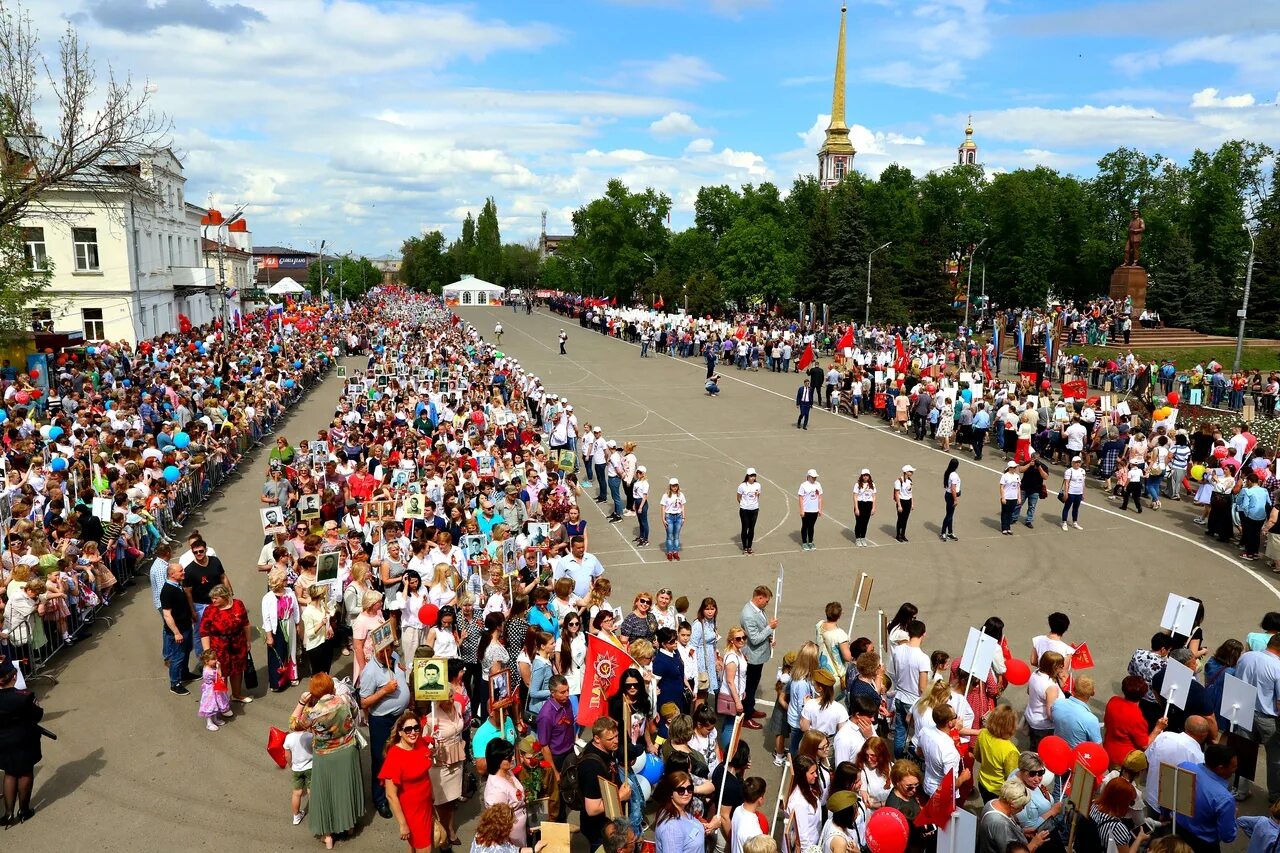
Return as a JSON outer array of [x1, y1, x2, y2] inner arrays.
[[351, 590, 385, 681], [427, 563, 458, 609], [716, 625, 748, 748], [341, 561, 373, 658], [787, 641, 822, 753], [660, 477, 687, 561], [262, 566, 301, 692], [621, 441, 639, 516]]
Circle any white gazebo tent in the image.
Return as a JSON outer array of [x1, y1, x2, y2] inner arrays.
[[442, 275, 505, 306], [266, 276, 307, 295]]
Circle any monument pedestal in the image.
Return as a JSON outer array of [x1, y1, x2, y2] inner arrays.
[[1110, 265, 1148, 313]]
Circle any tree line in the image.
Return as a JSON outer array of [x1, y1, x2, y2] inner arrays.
[[410, 142, 1277, 338], [399, 197, 541, 295]]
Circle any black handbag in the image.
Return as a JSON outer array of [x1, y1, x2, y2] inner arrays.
[[243, 650, 259, 690]]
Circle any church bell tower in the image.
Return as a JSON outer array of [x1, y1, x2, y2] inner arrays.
[[817, 5, 856, 189]]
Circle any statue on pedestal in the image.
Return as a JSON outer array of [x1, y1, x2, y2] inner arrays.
[[1123, 207, 1145, 266]]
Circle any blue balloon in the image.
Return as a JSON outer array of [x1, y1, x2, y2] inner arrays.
[[48, 426, 63, 440], [283, 379, 296, 389], [104, 400, 112, 410], [294, 360, 302, 369], [163, 465, 181, 483], [50, 456, 67, 472], [173, 431, 190, 449], [0, 410, 7, 424], [270, 345, 281, 353], [86, 346, 96, 355], [639, 752, 664, 786]]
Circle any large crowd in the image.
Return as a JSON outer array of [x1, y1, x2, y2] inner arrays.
[[4, 288, 1280, 853]]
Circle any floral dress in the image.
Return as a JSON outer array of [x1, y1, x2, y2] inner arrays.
[[200, 600, 249, 679]]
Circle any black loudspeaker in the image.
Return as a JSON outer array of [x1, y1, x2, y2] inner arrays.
[[1021, 343, 1041, 363]]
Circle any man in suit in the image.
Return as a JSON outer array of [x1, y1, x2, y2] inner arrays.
[[795, 379, 815, 430], [739, 585, 777, 730]]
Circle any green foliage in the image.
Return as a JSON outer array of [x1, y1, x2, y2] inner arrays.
[[399, 231, 454, 293], [716, 215, 796, 308], [475, 198, 502, 281], [0, 223, 49, 342], [568, 178, 671, 302], [306, 254, 381, 299]]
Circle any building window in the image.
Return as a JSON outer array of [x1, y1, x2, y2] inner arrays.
[[73, 227, 100, 271], [461, 290, 473, 305], [30, 308, 52, 332], [967, 151, 975, 165], [834, 159, 847, 181], [82, 307, 104, 340], [168, 235, 175, 266], [22, 227, 47, 270]]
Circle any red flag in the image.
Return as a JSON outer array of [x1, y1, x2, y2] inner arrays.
[[1062, 379, 1088, 400], [734, 326, 746, 340], [655, 294, 664, 310], [981, 348, 993, 382], [835, 326, 854, 351], [1072, 642, 1095, 670], [894, 335, 910, 374], [577, 633, 636, 727], [915, 768, 956, 829], [796, 343, 815, 371]]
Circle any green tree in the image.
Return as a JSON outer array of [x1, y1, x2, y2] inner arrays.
[[500, 241, 540, 291], [538, 254, 575, 294], [694, 185, 741, 242], [0, 225, 50, 338], [455, 212, 477, 274], [826, 177, 872, 319], [716, 216, 795, 308], [1247, 180, 1280, 338], [400, 231, 452, 293], [475, 198, 502, 281], [569, 178, 671, 302], [1147, 230, 1217, 332], [684, 270, 724, 316]]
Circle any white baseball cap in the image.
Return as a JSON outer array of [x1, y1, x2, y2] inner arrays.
[[807, 469, 818, 478], [1006, 460, 1018, 468], [637, 465, 646, 473], [606, 440, 616, 448], [746, 467, 757, 476], [901, 465, 915, 473], [669, 477, 679, 485], [860, 468, 871, 476], [1072, 456, 1083, 462], [593, 426, 601, 433]]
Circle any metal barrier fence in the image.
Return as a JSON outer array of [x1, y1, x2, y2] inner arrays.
[[0, 368, 326, 684]]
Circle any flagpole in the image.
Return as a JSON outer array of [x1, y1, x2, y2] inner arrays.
[[770, 760, 791, 838], [623, 697, 631, 818], [847, 573, 867, 636]]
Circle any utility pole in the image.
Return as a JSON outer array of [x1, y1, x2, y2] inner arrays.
[[1234, 224, 1257, 374], [963, 237, 988, 332]]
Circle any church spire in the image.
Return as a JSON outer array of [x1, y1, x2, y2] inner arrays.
[[818, 4, 855, 188], [957, 113, 979, 166]]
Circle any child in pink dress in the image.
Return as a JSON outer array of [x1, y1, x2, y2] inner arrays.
[[198, 649, 232, 731]]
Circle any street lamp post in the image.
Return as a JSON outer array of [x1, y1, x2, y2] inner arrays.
[[963, 237, 989, 332], [1234, 224, 1257, 374], [865, 241, 892, 327], [203, 206, 244, 331]]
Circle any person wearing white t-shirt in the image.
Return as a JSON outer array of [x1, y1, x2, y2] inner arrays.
[[999, 461, 1022, 534], [660, 479, 687, 561], [1061, 455, 1087, 530], [737, 468, 762, 554], [919, 705, 968, 797], [730, 777, 767, 853], [889, 619, 929, 757], [283, 729, 314, 825], [893, 465, 915, 542], [799, 670, 849, 737], [797, 469, 823, 551]]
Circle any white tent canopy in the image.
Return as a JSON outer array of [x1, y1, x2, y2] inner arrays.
[[443, 276, 505, 306], [266, 277, 306, 295]]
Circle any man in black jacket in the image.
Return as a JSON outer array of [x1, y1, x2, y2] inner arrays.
[[1016, 451, 1049, 528]]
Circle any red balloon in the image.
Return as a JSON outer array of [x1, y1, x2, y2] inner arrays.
[[28, 369, 38, 379], [29, 389, 41, 399], [1167, 392, 1180, 406], [419, 603, 439, 627], [1005, 658, 1031, 686], [14, 391, 29, 405], [1038, 735, 1075, 776], [866, 807, 910, 853], [1041, 379, 1051, 390], [1075, 741, 1108, 778]]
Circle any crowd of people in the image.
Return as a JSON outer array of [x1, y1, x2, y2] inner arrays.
[[6, 286, 1280, 853]]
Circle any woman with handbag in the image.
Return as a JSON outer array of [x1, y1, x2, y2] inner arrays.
[[716, 626, 748, 748], [201, 585, 254, 703], [262, 567, 300, 692], [428, 694, 467, 848]]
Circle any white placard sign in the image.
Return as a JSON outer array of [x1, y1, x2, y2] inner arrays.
[[1161, 593, 1198, 637], [935, 804, 976, 853], [1160, 659, 1195, 711], [1115, 401, 1132, 417], [1220, 673, 1256, 732], [959, 627, 1001, 682]]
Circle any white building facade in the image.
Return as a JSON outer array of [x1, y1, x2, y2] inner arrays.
[[19, 148, 219, 344]]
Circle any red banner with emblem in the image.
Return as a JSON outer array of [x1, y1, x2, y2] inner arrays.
[[577, 633, 636, 727]]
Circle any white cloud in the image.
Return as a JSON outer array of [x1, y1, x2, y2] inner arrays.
[[684, 138, 715, 153], [1115, 34, 1280, 82], [781, 74, 828, 87], [650, 111, 707, 139], [615, 54, 724, 89], [1190, 87, 1256, 108], [864, 60, 963, 94]]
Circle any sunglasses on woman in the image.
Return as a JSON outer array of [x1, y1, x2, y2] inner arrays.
[[401, 724, 421, 733], [673, 785, 693, 794]]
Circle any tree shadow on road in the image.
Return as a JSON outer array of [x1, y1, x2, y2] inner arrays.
[[34, 746, 105, 809]]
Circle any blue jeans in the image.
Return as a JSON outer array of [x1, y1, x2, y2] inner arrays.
[[164, 624, 193, 687], [893, 699, 911, 757], [640, 341, 649, 357], [1019, 490, 1040, 524], [665, 514, 683, 554], [608, 476, 624, 516], [635, 499, 649, 542], [369, 712, 397, 809], [595, 464, 607, 500]]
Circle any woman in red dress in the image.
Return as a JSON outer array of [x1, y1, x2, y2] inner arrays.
[[380, 711, 435, 853], [200, 585, 253, 703]]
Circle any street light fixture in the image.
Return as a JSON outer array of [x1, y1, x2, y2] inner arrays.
[[865, 241, 892, 327], [202, 204, 245, 330], [1234, 223, 1257, 374], [963, 237, 989, 332]]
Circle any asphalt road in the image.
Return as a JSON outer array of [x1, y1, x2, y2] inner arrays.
[[10, 308, 1271, 852]]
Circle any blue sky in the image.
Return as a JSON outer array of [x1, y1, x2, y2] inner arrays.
[[30, 0, 1280, 256]]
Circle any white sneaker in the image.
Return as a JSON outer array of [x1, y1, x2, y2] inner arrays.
[[206, 721, 220, 732], [1071, 522, 1083, 530], [1061, 522, 1069, 531], [293, 812, 305, 826], [773, 753, 786, 766]]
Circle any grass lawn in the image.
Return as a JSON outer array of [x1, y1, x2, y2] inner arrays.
[[1058, 344, 1280, 373]]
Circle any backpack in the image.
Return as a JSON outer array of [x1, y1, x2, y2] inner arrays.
[[558, 749, 602, 813]]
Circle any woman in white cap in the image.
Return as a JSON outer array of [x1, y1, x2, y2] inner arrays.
[[661, 478, 687, 561], [1061, 455, 1086, 531], [737, 468, 762, 555], [892, 465, 914, 542], [797, 469, 823, 551], [632, 466, 650, 547], [852, 469, 876, 547]]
